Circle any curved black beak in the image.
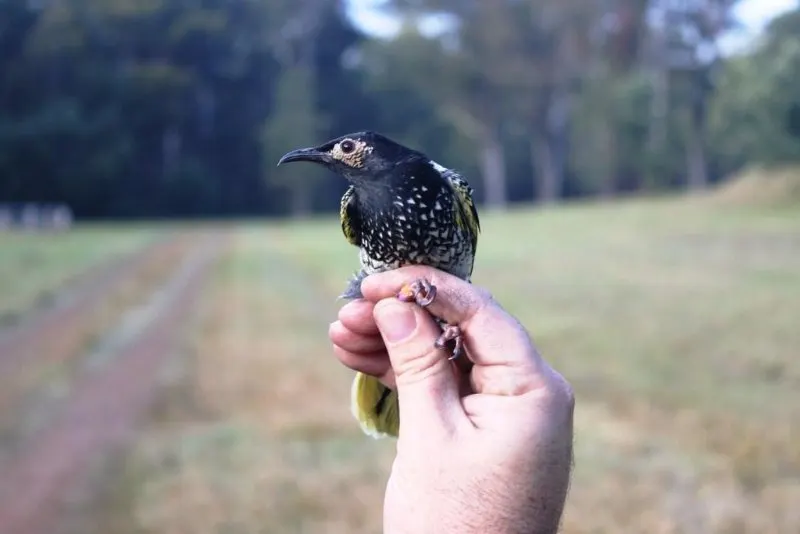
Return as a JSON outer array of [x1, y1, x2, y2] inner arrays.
[[277, 147, 330, 166]]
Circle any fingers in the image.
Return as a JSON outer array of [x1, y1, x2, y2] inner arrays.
[[332, 345, 394, 387], [337, 299, 380, 336], [361, 267, 542, 376], [330, 300, 393, 386], [329, 320, 385, 354], [363, 267, 485, 329], [372, 299, 466, 438]]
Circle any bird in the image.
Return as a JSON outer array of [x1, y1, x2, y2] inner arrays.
[[277, 131, 480, 439]]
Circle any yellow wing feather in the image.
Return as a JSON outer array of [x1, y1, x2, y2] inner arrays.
[[351, 372, 399, 438], [448, 175, 480, 254], [339, 185, 360, 246]]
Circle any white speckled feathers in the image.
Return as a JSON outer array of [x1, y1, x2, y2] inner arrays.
[[339, 159, 479, 300]]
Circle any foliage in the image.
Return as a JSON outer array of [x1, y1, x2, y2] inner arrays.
[[262, 65, 327, 216], [709, 10, 800, 172], [0, 0, 798, 217]]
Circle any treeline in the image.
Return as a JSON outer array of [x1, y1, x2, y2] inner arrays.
[[1, 0, 799, 219]]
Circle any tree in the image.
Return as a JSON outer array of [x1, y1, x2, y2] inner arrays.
[[262, 64, 327, 217], [644, 0, 741, 191], [709, 8, 800, 170], [0, 0, 794, 219], [379, 1, 529, 208], [358, 24, 462, 163], [516, 0, 597, 204]]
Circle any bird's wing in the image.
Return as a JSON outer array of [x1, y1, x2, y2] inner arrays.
[[340, 185, 362, 247], [446, 172, 480, 254]]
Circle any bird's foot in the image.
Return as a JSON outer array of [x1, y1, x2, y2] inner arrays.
[[397, 278, 464, 360], [435, 324, 464, 361], [397, 278, 437, 307]]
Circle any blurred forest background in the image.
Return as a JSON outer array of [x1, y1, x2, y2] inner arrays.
[[2, 0, 800, 219]]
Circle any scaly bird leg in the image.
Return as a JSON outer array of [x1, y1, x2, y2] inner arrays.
[[396, 277, 464, 360]]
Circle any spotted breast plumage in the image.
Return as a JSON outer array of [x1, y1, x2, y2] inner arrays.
[[277, 131, 480, 438]]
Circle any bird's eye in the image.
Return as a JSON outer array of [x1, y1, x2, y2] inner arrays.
[[340, 140, 356, 154]]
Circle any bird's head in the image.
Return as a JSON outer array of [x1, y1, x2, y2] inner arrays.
[[277, 131, 423, 184]]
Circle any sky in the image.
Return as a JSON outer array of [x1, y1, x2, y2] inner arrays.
[[346, 0, 798, 55]]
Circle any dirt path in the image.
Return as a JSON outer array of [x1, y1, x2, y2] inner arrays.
[[0, 235, 177, 376], [0, 233, 224, 534], [0, 234, 200, 474]]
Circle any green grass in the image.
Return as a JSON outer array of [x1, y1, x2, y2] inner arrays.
[[0, 225, 158, 320], [80, 196, 800, 533], [271, 197, 800, 417]]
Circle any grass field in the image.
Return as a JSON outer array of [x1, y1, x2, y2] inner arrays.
[[0, 225, 158, 323], [2, 193, 799, 533]]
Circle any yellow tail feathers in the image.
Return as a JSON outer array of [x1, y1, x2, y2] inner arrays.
[[351, 371, 399, 438]]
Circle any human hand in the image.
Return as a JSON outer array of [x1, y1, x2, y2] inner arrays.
[[328, 266, 575, 534]]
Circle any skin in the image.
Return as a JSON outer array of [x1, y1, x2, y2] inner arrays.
[[328, 265, 575, 534]]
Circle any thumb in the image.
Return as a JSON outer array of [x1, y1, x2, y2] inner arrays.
[[372, 298, 465, 439]]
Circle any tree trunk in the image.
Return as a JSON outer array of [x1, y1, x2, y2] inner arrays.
[[647, 68, 669, 161], [685, 115, 708, 191], [480, 128, 507, 209], [645, 16, 670, 191], [531, 130, 559, 204], [533, 90, 570, 204], [646, 17, 669, 157], [684, 70, 710, 191], [599, 117, 618, 199]]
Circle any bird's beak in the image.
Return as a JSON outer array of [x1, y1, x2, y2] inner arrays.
[[276, 147, 330, 166]]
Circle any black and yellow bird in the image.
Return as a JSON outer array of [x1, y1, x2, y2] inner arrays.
[[277, 131, 480, 438]]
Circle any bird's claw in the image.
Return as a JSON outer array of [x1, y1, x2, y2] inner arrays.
[[397, 278, 464, 360], [397, 278, 437, 307], [435, 325, 464, 360]]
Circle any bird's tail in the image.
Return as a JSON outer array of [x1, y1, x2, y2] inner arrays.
[[351, 372, 399, 438]]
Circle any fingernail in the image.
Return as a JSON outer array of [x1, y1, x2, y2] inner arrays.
[[375, 301, 417, 343]]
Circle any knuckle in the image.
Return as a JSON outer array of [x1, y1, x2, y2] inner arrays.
[[458, 285, 494, 325], [393, 342, 448, 387], [543, 370, 576, 413]]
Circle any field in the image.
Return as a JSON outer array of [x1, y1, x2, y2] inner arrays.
[[0, 226, 158, 324], [0, 193, 798, 533]]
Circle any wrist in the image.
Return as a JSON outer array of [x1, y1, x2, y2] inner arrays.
[[385, 467, 567, 534]]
